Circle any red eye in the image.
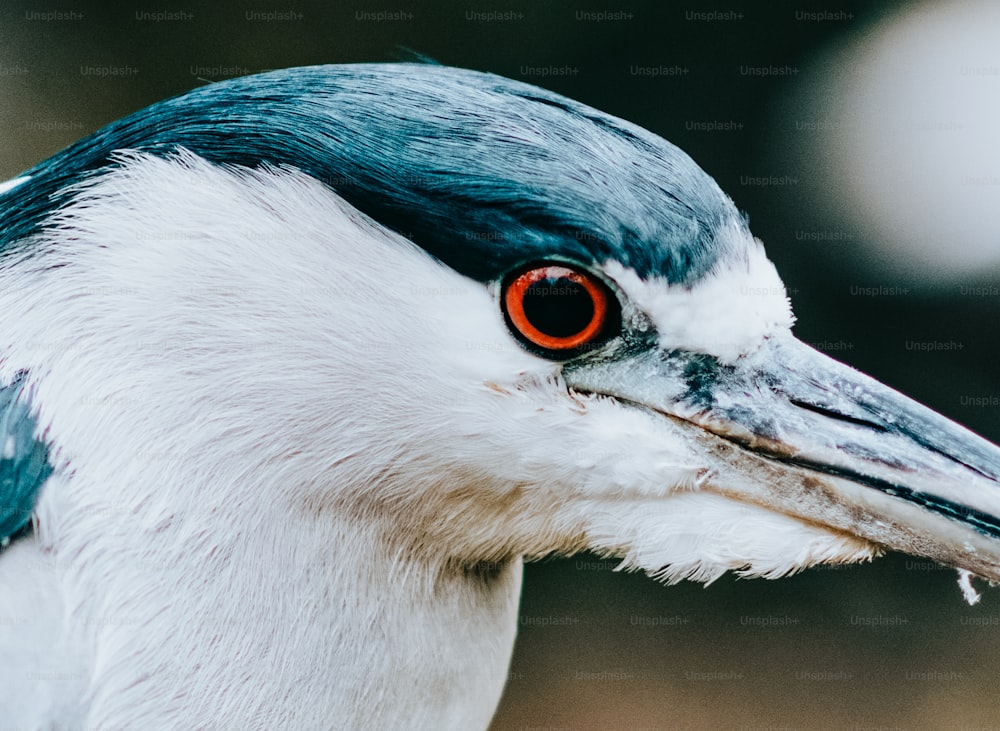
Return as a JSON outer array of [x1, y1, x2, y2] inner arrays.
[[502, 264, 617, 357]]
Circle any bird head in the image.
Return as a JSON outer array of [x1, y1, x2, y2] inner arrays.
[[2, 63, 999, 597]]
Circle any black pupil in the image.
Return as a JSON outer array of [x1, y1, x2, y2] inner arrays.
[[522, 276, 595, 338]]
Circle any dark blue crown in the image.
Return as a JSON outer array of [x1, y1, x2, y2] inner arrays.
[[0, 63, 742, 285]]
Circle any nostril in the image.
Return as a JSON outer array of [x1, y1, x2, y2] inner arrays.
[[788, 398, 888, 432]]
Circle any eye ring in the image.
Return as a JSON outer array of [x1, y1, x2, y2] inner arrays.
[[502, 263, 618, 357]]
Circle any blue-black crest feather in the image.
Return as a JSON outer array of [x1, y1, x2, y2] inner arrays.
[[0, 375, 52, 544], [0, 64, 741, 284]]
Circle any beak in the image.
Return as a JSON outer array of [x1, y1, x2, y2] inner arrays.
[[562, 333, 1000, 582]]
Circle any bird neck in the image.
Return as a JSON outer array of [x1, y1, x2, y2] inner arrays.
[[56, 501, 522, 729], [257, 516, 526, 729]]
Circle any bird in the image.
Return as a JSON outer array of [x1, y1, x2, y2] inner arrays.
[[1, 62, 999, 729]]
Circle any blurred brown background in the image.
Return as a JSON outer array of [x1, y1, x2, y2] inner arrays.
[[2, 1, 999, 728]]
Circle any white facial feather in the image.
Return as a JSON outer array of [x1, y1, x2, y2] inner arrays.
[[583, 492, 876, 585], [0, 152, 862, 729], [606, 220, 795, 364]]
